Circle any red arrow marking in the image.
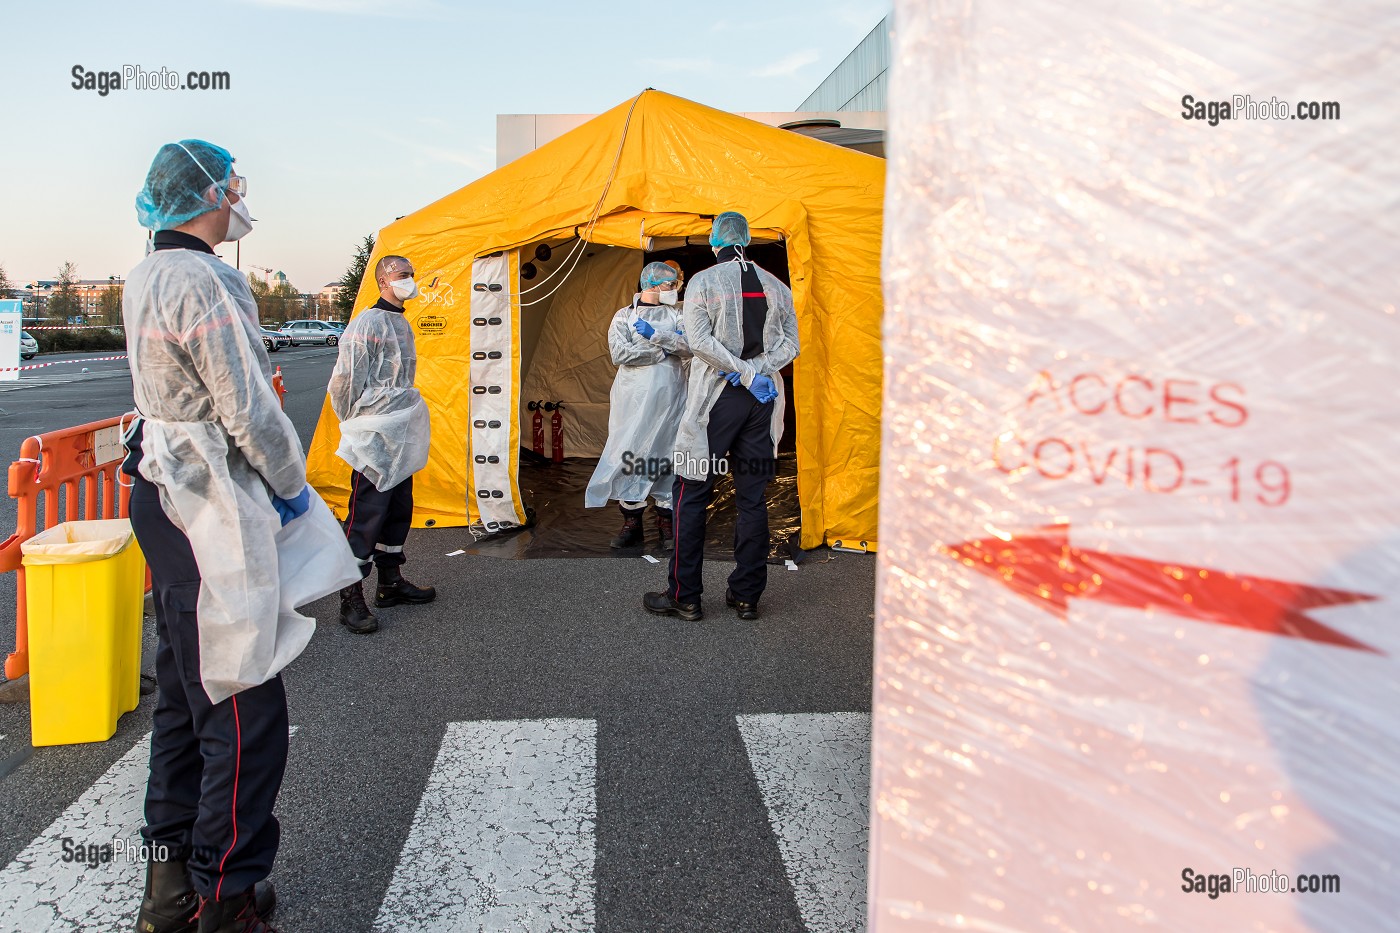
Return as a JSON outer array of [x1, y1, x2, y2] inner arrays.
[[944, 525, 1382, 654]]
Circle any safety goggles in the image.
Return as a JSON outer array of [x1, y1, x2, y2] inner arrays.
[[223, 174, 247, 198]]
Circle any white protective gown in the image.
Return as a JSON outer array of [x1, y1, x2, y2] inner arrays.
[[584, 297, 691, 508], [124, 248, 360, 704], [674, 259, 800, 479], [327, 303, 431, 492]]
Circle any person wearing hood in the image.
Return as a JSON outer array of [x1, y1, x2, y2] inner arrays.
[[585, 261, 691, 548]]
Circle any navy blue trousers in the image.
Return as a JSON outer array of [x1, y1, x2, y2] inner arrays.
[[128, 472, 289, 901], [668, 384, 776, 605], [344, 470, 412, 579]]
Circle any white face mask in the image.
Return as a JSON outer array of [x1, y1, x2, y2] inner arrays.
[[390, 276, 419, 301], [658, 289, 678, 306], [223, 197, 253, 242]]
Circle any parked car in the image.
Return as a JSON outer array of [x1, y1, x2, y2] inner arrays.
[[280, 319, 342, 346], [20, 330, 38, 360], [260, 327, 291, 352]]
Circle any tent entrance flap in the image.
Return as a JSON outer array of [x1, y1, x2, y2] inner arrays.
[[467, 252, 525, 530]]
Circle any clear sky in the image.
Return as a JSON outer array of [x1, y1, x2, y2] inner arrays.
[[0, 0, 887, 292]]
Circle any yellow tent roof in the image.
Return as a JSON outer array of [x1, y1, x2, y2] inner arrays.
[[307, 89, 884, 551]]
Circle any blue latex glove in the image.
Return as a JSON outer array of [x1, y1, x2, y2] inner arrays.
[[271, 486, 312, 526], [633, 319, 655, 339], [717, 370, 743, 387], [749, 374, 779, 404]]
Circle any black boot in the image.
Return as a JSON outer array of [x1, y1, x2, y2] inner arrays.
[[339, 580, 379, 634], [195, 885, 279, 933], [653, 506, 674, 550], [135, 860, 276, 933], [725, 587, 760, 620], [610, 505, 645, 549], [376, 564, 437, 607], [134, 858, 197, 933], [643, 591, 703, 621]]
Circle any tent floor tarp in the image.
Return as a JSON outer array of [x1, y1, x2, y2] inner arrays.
[[456, 455, 803, 562]]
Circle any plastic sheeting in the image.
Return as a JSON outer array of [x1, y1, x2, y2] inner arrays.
[[584, 297, 689, 509], [459, 455, 803, 562], [305, 90, 884, 549], [872, 1, 1399, 930], [327, 302, 431, 493]]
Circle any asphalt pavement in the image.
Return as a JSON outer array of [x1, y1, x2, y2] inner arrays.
[[0, 343, 878, 932]]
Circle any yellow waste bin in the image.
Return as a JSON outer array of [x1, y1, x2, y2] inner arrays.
[[21, 518, 147, 747]]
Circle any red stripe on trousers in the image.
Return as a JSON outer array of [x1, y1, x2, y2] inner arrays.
[[344, 471, 360, 541], [215, 694, 243, 900], [671, 482, 686, 600]]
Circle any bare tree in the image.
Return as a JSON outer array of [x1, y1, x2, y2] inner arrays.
[[48, 262, 81, 324], [98, 282, 124, 324]]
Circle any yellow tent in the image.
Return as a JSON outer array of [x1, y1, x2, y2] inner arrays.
[[307, 89, 884, 551]]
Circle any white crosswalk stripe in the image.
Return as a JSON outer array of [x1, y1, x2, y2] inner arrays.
[[738, 712, 871, 933], [0, 727, 299, 932], [0, 370, 131, 392], [0, 733, 151, 932], [373, 718, 597, 933]]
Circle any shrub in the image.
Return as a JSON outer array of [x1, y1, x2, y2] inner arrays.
[[33, 328, 127, 354]]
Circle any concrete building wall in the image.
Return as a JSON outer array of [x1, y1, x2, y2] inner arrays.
[[797, 15, 890, 113]]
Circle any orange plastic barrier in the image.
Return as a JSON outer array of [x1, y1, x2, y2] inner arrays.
[[1, 416, 132, 680]]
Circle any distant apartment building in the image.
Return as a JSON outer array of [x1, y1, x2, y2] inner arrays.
[[19, 277, 126, 323], [22, 281, 54, 320], [76, 278, 125, 319]]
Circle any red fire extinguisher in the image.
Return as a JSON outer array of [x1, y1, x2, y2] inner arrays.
[[527, 400, 546, 455], [546, 401, 565, 463]]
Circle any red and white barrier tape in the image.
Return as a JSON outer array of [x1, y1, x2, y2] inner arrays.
[[20, 324, 123, 331], [0, 354, 129, 373]]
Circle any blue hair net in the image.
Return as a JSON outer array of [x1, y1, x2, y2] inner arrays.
[[639, 261, 679, 290], [709, 211, 751, 248], [135, 140, 234, 231]]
